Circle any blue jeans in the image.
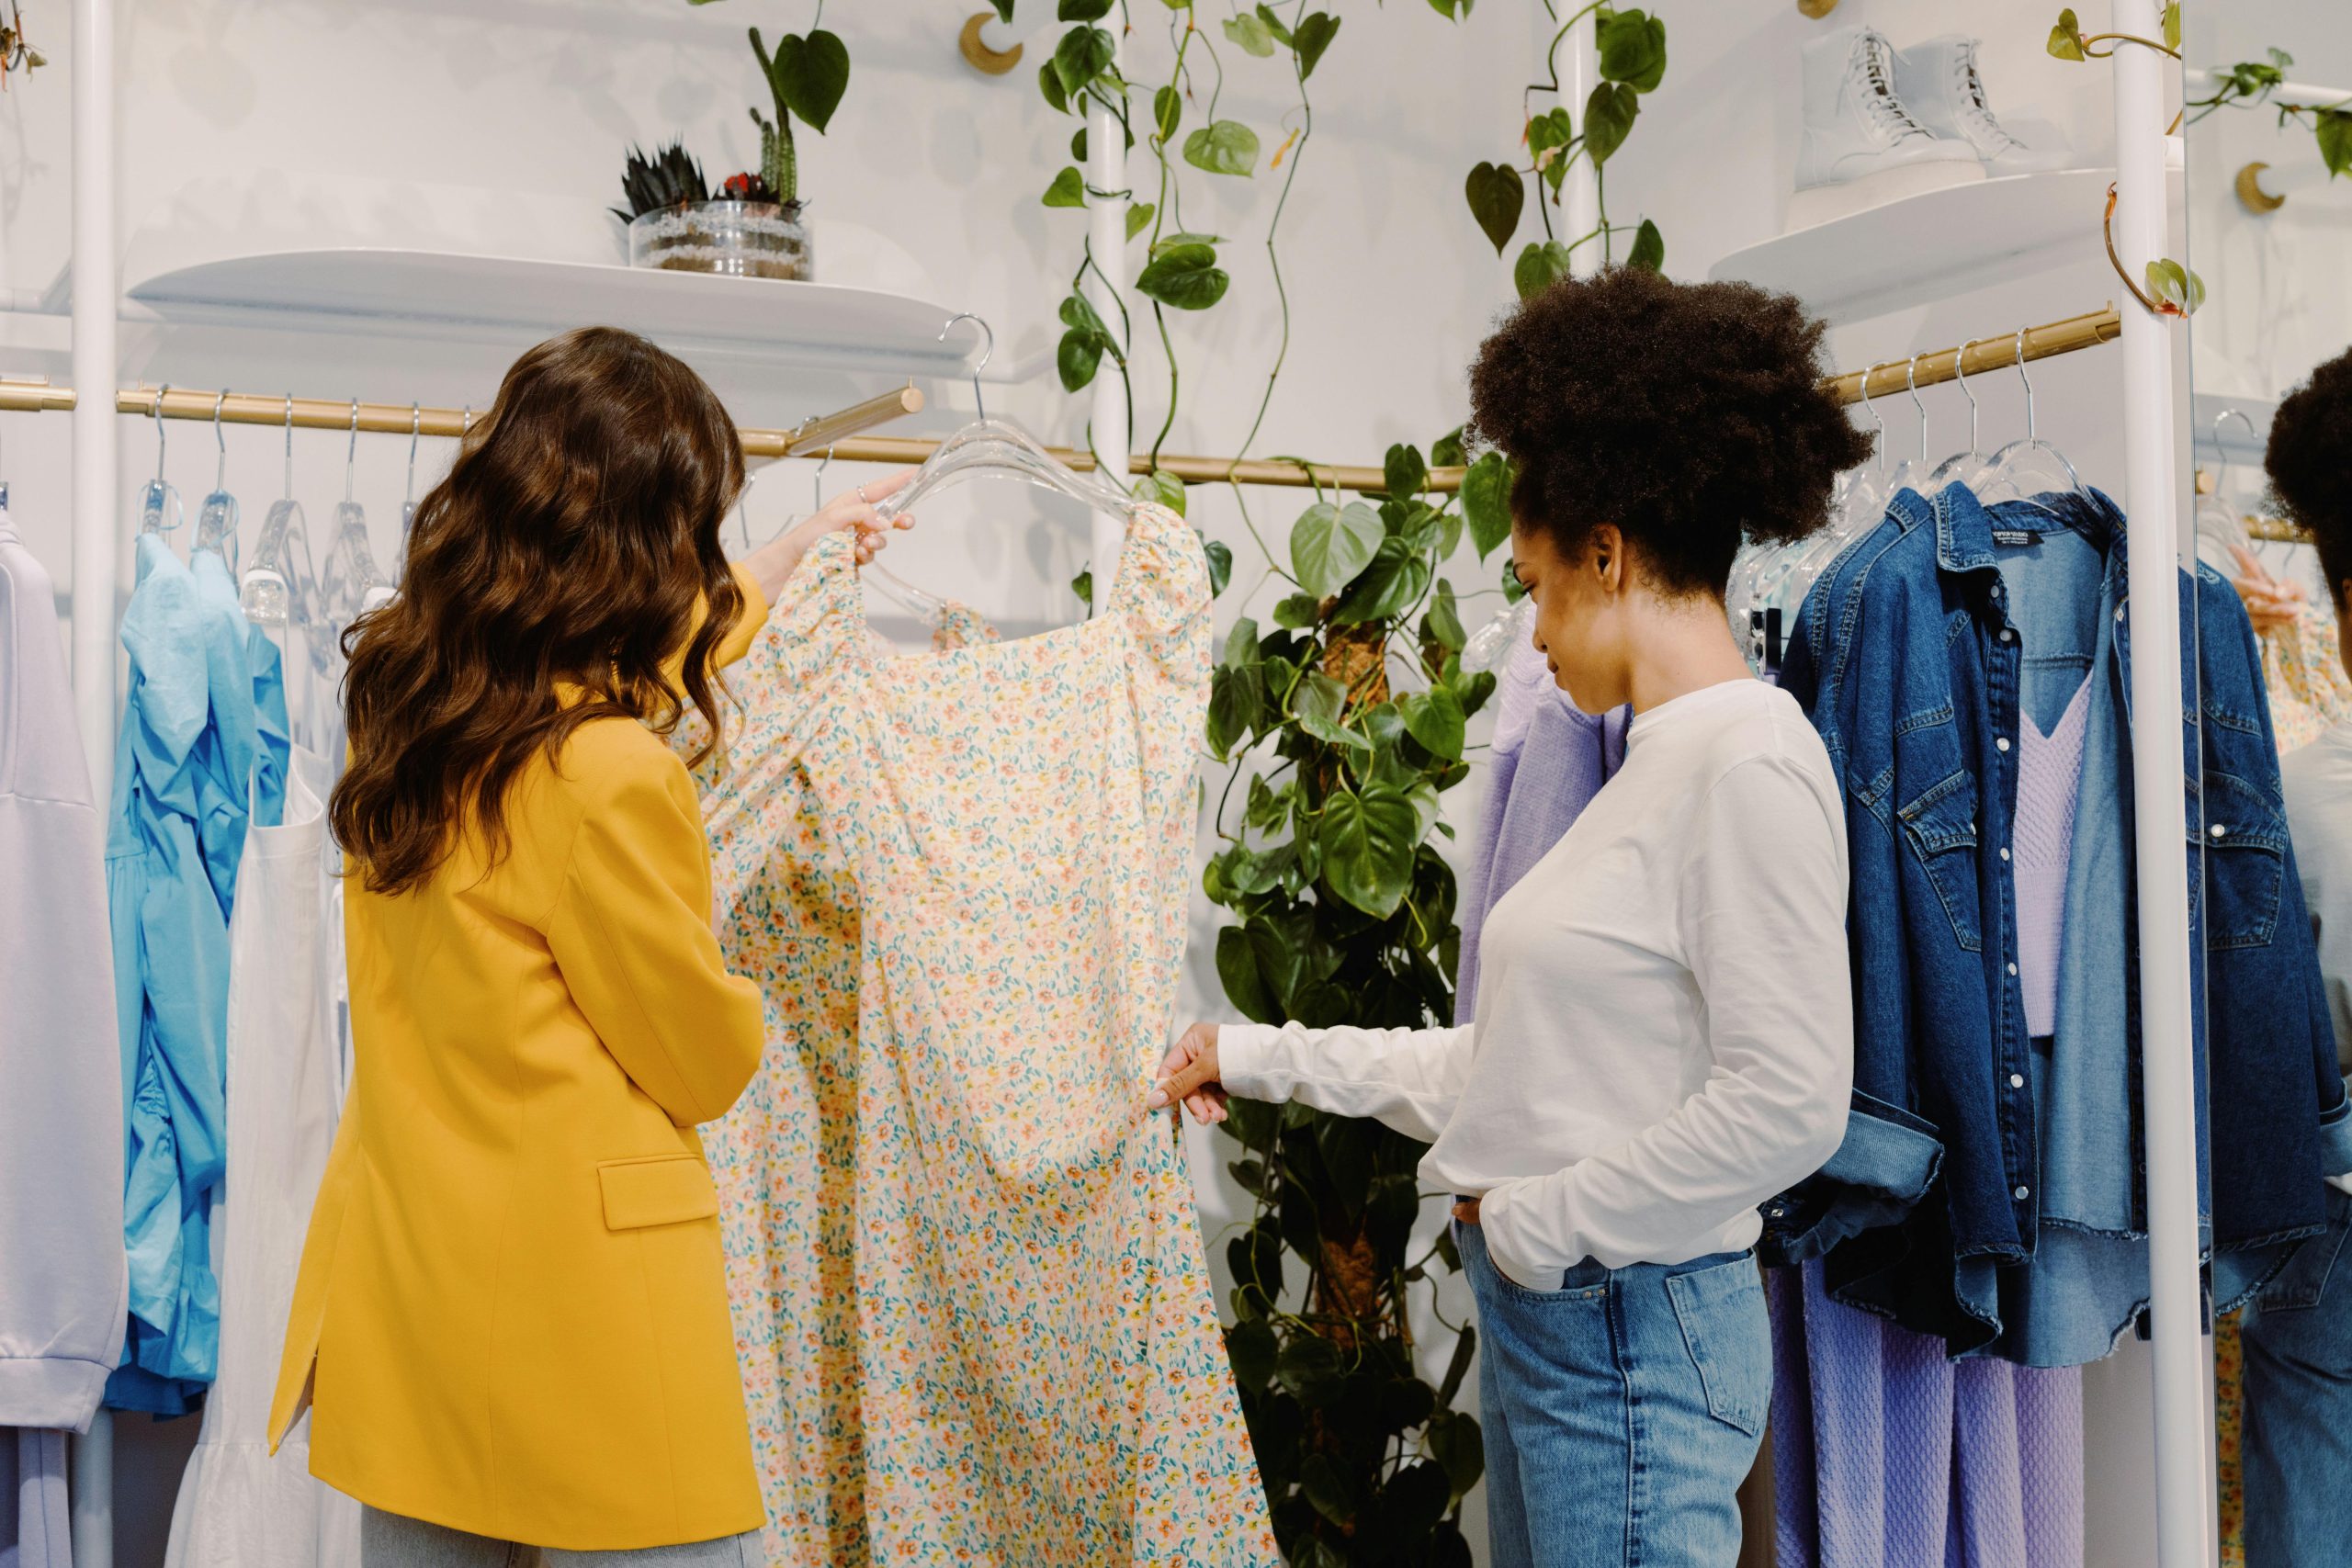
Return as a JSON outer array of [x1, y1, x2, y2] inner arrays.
[[1457, 1219, 1769, 1568], [2240, 1185, 2352, 1568]]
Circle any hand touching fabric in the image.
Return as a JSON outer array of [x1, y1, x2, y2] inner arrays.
[[742, 467, 918, 604], [1149, 1022, 1229, 1124]]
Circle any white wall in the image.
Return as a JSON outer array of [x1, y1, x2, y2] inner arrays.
[[0, 1, 2228, 1563]]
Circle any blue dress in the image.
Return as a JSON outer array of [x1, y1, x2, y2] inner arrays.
[[103, 536, 260, 1416]]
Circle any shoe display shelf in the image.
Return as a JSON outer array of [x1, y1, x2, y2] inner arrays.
[[1708, 166, 2123, 324]]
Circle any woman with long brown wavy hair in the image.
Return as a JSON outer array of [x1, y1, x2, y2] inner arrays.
[[267, 327, 910, 1567]]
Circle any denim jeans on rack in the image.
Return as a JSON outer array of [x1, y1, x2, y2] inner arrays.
[[1456, 1218, 1768, 1568]]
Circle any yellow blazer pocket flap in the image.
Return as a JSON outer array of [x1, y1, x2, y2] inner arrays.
[[597, 1155, 719, 1231]]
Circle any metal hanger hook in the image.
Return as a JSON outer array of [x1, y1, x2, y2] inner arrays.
[[212, 389, 230, 491], [345, 399, 362, 503], [152, 384, 172, 482], [2012, 328, 2038, 441], [283, 394, 297, 501], [406, 403, 423, 503], [1857, 362, 1890, 476], [940, 311, 993, 421], [811, 439, 836, 513], [1953, 340, 1981, 454], [2212, 405, 2259, 500], [1904, 355, 1927, 463]]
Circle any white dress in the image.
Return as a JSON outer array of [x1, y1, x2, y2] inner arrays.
[[164, 748, 361, 1568]]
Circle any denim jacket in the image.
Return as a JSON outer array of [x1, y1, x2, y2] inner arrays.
[[1770, 483, 2352, 1359]]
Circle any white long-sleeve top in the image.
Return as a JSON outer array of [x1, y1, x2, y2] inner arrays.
[[1218, 678, 1854, 1290]]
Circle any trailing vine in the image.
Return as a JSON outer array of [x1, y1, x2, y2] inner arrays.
[[1015, 2, 1535, 1558], [1462, 3, 1668, 299]]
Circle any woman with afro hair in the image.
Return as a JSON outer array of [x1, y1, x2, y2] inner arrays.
[[2240, 344, 2352, 1566], [1151, 266, 1872, 1566]]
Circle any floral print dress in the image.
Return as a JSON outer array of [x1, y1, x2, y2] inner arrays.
[[684, 505, 1276, 1568]]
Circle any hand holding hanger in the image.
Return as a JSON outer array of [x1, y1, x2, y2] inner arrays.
[[740, 465, 919, 605], [2225, 542, 2306, 638]]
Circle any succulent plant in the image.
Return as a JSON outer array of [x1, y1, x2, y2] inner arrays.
[[611, 141, 711, 224]]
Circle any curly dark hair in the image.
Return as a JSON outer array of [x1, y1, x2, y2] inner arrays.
[[2267, 346, 2352, 607], [1466, 266, 1871, 597]]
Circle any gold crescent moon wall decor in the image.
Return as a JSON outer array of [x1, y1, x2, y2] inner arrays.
[[958, 13, 1022, 75], [2234, 161, 2286, 215], [1798, 0, 1840, 17]]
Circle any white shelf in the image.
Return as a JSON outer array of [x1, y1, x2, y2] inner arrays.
[[92, 248, 979, 377], [1708, 168, 2122, 323]]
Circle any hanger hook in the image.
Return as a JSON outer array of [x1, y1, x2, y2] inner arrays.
[[283, 393, 297, 501], [345, 398, 362, 503], [1857, 361, 1890, 476], [940, 311, 993, 422], [2012, 327, 2038, 441], [212, 389, 231, 491], [1953, 340, 1981, 454], [406, 403, 423, 502], [811, 438, 836, 513], [152, 384, 171, 482], [1904, 355, 1927, 463], [2212, 405, 2259, 499]]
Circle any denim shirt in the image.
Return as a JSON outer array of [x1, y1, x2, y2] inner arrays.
[[1771, 483, 2352, 1358]]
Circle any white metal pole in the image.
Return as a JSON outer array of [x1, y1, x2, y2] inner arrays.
[[2111, 4, 2210, 1564], [69, 4, 119, 1560], [1559, 10, 1600, 275], [69, 0, 119, 796], [1084, 24, 1128, 595]]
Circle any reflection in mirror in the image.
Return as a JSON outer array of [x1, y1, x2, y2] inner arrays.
[[2184, 6, 2352, 1564]]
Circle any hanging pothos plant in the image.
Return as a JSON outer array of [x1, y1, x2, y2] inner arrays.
[[1, 0, 43, 84], [1006, 3, 1533, 1554], [1195, 434, 1517, 1567], [1464, 3, 1668, 299]]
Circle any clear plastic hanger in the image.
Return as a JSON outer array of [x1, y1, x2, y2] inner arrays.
[[2197, 405, 2259, 562], [870, 313, 1139, 530], [1972, 327, 2089, 520], [242, 395, 311, 630], [138, 386, 185, 540], [1927, 340, 1988, 491], [320, 398, 392, 626], [1464, 593, 1533, 676], [1, 412, 10, 512], [400, 402, 423, 547], [194, 389, 239, 569], [1885, 355, 1928, 499], [833, 438, 944, 626]]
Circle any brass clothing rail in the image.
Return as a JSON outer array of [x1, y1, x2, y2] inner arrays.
[[2, 302, 2126, 499], [0, 380, 927, 461], [1824, 307, 2123, 408]]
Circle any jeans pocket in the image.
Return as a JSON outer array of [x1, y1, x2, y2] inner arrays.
[[1665, 1256, 1770, 1438]]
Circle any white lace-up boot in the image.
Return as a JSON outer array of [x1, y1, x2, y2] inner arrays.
[[1792, 26, 1982, 231], [1897, 35, 2074, 175]]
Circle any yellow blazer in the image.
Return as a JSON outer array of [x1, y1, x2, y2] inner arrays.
[[272, 577, 770, 1551]]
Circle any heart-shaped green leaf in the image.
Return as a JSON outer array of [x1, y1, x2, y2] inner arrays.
[[1424, 579, 1467, 650], [1222, 615, 1261, 671], [2318, 108, 2352, 177], [1430, 426, 1467, 468], [1294, 11, 1340, 78], [1216, 926, 1278, 1021], [1153, 85, 1183, 141], [1042, 165, 1086, 207], [1125, 201, 1155, 240], [1513, 238, 1574, 299], [1597, 6, 1667, 92], [1058, 0, 1112, 18], [1290, 499, 1384, 597], [1182, 119, 1261, 175], [1463, 450, 1515, 557], [991, 0, 1015, 20], [1583, 80, 1639, 165], [1384, 443, 1428, 500], [1292, 669, 1348, 730], [1137, 468, 1185, 514], [1224, 1317, 1278, 1393], [1057, 331, 1102, 392], [1317, 784, 1419, 916], [1135, 243, 1231, 310], [2161, 1, 2180, 50], [1254, 3, 1295, 47], [1397, 684, 1466, 759], [1627, 217, 1665, 272], [773, 29, 850, 133], [1052, 25, 1115, 97], [1038, 58, 1071, 113], [1273, 592, 1320, 628], [1464, 162, 1525, 255], [1222, 12, 1276, 55], [1333, 536, 1430, 626], [2047, 7, 2086, 61]]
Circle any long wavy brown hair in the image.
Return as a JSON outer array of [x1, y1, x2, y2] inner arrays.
[[331, 327, 745, 896]]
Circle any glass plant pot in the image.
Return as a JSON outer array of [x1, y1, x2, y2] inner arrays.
[[628, 200, 813, 281]]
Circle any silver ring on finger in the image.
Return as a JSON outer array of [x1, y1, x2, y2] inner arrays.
[[856, 484, 870, 504]]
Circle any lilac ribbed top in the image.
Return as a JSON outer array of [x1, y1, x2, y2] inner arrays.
[[2015, 679, 2090, 1039]]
